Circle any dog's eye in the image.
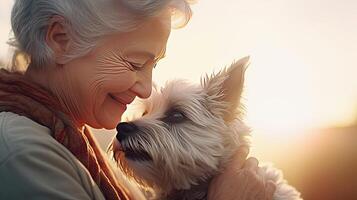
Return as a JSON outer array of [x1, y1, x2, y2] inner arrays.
[[163, 110, 186, 123]]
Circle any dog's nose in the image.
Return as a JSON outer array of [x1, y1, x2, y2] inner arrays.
[[116, 122, 138, 141]]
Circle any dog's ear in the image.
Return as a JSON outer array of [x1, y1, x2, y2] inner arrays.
[[202, 56, 250, 122]]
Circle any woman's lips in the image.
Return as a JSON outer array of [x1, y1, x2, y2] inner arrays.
[[108, 94, 128, 110]]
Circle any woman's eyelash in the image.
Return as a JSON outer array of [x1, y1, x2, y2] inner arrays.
[[119, 56, 143, 70], [128, 60, 158, 70], [127, 61, 143, 70]]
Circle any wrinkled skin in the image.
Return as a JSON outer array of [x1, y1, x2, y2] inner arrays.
[[25, 11, 171, 129]]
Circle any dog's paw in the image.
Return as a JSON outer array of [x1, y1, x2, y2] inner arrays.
[[259, 163, 302, 200]]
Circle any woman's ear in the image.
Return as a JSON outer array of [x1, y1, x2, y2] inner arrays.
[[46, 16, 70, 64]]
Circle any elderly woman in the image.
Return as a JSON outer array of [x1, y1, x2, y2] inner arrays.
[[0, 0, 275, 200]]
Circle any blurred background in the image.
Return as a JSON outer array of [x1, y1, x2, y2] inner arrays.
[[1, 1, 356, 199]]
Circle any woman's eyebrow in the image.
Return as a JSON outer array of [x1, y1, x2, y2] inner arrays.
[[124, 48, 166, 61], [124, 51, 155, 60], [97, 49, 127, 66]]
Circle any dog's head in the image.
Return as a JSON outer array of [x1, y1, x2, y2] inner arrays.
[[111, 57, 251, 194]]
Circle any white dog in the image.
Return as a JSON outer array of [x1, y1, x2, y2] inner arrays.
[[111, 57, 302, 200]]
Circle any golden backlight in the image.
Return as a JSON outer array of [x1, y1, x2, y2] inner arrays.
[[1, 1, 357, 200]]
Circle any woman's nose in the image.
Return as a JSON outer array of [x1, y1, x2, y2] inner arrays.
[[132, 68, 153, 99]]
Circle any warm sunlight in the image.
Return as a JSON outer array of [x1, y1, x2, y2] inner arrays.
[[1, 1, 356, 135], [1, 1, 357, 199], [150, 1, 357, 136], [245, 47, 356, 135], [245, 48, 314, 135]]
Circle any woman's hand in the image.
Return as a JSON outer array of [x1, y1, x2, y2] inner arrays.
[[208, 147, 276, 200]]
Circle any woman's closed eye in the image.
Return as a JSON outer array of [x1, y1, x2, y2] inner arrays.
[[126, 60, 144, 70], [127, 60, 159, 71]]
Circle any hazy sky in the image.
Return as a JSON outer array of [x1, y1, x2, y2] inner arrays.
[[1, 0, 356, 135]]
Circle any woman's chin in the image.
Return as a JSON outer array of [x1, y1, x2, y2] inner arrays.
[[98, 114, 121, 130], [101, 123, 117, 130], [91, 97, 126, 129], [93, 109, 123, 130]]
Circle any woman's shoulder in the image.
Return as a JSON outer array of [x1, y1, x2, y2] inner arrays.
[[0, 111, 51, 134], [0, 111, 105, 200], [0, 111, 69, 163], [0, 111, 52, 149], [0, 111, 106, 200]]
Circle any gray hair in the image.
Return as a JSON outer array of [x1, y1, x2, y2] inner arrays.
[[10, 0, 194, 70]]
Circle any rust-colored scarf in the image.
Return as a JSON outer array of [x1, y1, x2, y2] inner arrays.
[[0, 69, 131, 200]]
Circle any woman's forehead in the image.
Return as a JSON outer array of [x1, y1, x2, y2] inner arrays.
[[98, 14, 171, 60]]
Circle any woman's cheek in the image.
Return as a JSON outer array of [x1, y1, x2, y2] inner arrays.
[[94, 64, 137, 94], [88, 72, 136, 129], [75, 75, 105, 127], [95, 96, 126, 129]]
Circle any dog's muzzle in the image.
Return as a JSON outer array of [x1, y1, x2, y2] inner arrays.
[[115, 122, 152, 161], [116, 122, 138, 141]]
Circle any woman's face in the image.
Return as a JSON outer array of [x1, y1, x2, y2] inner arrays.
[[60, 13, 171, 129]]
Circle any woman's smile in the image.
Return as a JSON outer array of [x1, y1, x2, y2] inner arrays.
[[108, 93, 136, 112]]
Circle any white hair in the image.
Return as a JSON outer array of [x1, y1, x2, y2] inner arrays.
[[10, 0, 194, 70]]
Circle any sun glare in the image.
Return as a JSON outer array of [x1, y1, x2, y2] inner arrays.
[[243, 47, 356, 136], [242, 49, 312, 136], [246, 99, 312, 134]]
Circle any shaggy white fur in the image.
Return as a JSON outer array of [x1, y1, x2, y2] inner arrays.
[[111, 57, 302, 200]]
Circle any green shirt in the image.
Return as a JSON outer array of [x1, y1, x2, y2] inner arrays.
[[0, 112, 106, 200]]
